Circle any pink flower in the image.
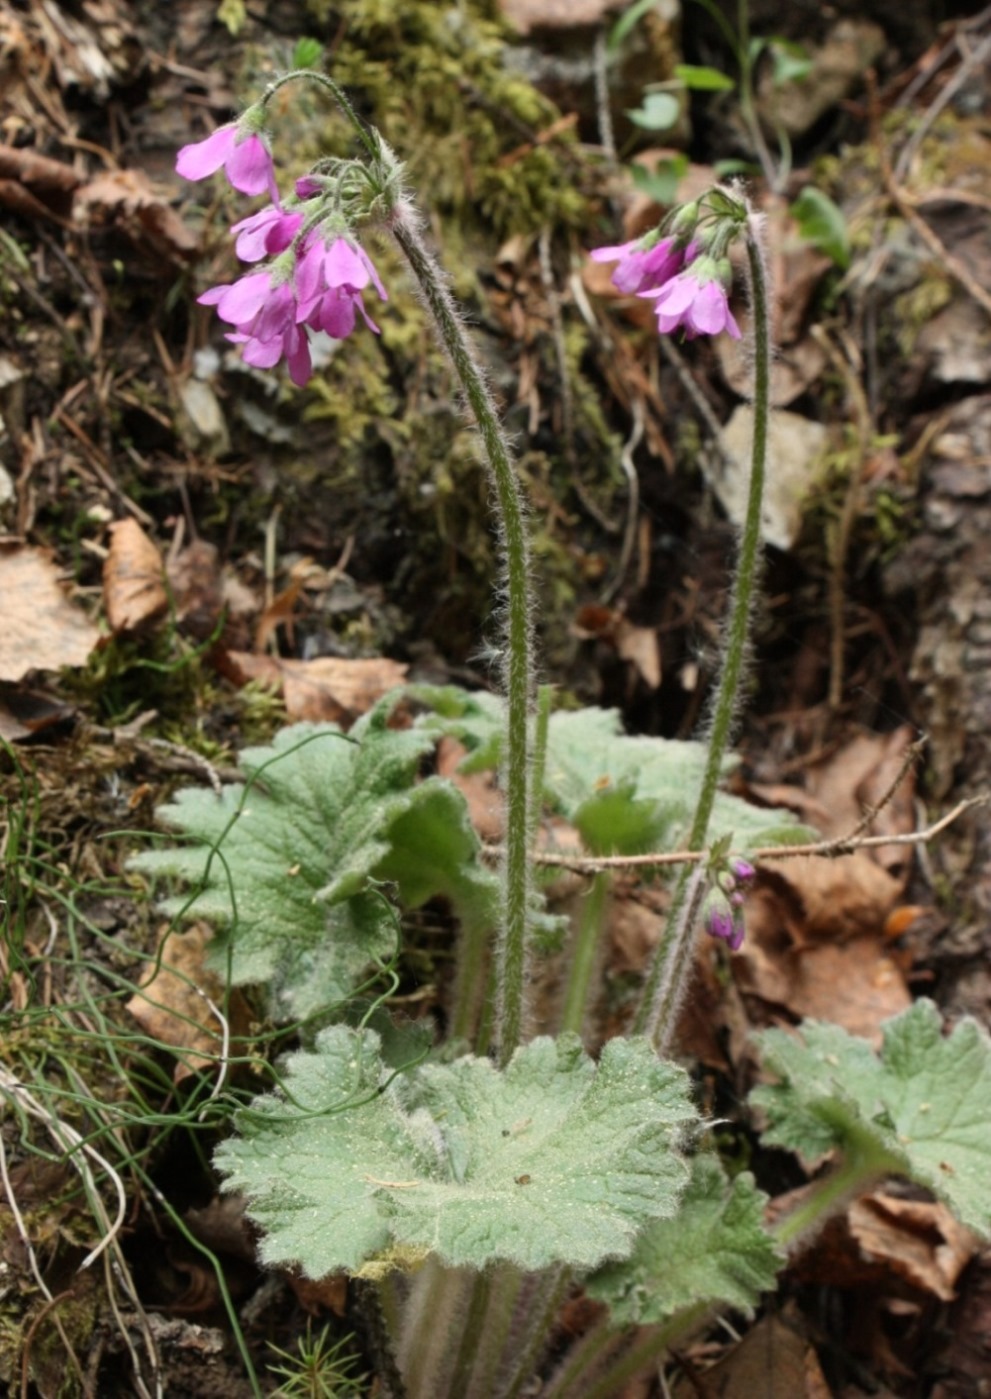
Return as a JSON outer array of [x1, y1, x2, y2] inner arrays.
[[590, 236, 688, 295], [643, 261, 741, 340], [176, 123, 279, 203], [231, 205, 304, 262], [195, 235, 386, 384], [295, 234, 387, 339], [705, 906, 745, 952], [198, 272, 312, 386]]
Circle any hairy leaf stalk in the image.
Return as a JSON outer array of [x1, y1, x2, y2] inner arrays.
[[636, 219, 771, 1050]]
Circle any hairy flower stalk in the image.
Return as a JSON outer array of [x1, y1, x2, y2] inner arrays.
[[633, 209, 771, 1051], [388, 202, 534, 1065]]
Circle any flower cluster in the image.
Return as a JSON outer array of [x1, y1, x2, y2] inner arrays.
[[176, 115, 387, 385], [591, 197, 743, 341], [703, 856, 756, 953]]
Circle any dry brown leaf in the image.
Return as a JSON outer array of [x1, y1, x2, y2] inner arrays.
[[437, 737, 504, 842], [0, 543, 100, 680], [735, 872, 909, 1043], [805, 726, 918, 880], [849, 1194, 977, 1301], [0, 683, 76, 742], [76, 167, 197, 259], [227, 651, 408, 724], [498, 0, 625, 36], [672, 1312, 832, 1399], [572, 604, 661, 689], [103, 518, 168, 634], [254, 576, 305, 652], [126, 924, 250, 1084]]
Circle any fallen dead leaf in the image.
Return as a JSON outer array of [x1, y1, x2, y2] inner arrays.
[[103, 518, 168, 634], [0, 683, 76, 742], [573, 604, 662, 689], [226, 651, 408, 724], [672, 1310, 832, 1399], [437, 737, 504, 843], [849, 1194, 977, 1301], [75, 167, 198, 260], [0, 543, 100, 680], [126, 924, 250, 1084], [735, 874, 910, 1044]]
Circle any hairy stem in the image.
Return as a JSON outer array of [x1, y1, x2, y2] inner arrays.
[[260, 69, 380, 162], [635, 221, 771, 1051], [388, 201, 534, 1067]]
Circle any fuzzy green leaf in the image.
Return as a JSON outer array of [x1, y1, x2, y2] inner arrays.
[[751, 1000, 991, 1235], [130, 705, 495, 1019], [416, 695, 810, 855], [216, 1028, 697, 1275], [587, 1155, 783, 1325]]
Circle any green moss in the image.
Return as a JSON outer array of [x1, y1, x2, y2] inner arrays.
[[305, 0, 588, 237]]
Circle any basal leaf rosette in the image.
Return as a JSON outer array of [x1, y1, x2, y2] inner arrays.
[[587, 1154, 783, 1326], [215, 1028, 698, 1275], [751, 999, 991, 1235]]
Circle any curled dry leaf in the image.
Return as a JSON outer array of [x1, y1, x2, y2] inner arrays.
[[76, 168, 198, 260], [0, 543, 100, 681], [103, 518, 168, 634], [126, 923, 250, 1084], [849, 1194, 977, 1302], [225, 651, 408, 724]]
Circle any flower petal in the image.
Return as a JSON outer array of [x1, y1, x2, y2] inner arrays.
[[323, 238, 370, 290], [225, 133, 278, 200], [214, 272, 273, 325], [176, 126, 237, 180]]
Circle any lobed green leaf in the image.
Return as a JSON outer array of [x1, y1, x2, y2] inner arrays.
[[751, 1000, 991, 1235], [216, 1029, 698, 1275]]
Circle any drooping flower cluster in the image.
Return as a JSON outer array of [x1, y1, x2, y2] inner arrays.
[[591, 195, 744, 341], [176, 112, 387, 385], [703, 855, 756, 953]]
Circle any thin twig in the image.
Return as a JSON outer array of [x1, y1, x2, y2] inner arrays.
[[493, 794, 986, 873]]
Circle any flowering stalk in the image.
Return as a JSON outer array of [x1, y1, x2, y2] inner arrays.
[[388, 203, 534, 1065], [633, 215, 771, 1051]]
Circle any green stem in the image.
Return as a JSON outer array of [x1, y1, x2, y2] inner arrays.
[[445, 1271, 493, 1399], [635, 223, 771, 1051], [449, 914, 490, 1047], [498, 1266, 573, 1399], [773, 1145, 896, 1253], [576, 1309, 707, 1399], [538, 1313, 622, 1399], [464, 1266, 525, 1396], [560, 872, 610, 1036], [399, 1262, 467, 1398], [528, 684, 553, 843], [388, 204, 534, 1066], [260, 69, 380, 162]]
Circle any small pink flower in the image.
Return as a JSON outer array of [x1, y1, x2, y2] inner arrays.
[[643, 263, 741, 340], [590, 236, 687, 295], [295, 234, 387, 340], [195, 233, 386, 383], [176, 123, 279, 203], [231, 205, 303, 263], [705, 907, 745, 952], [198, 271, 312, 386]]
